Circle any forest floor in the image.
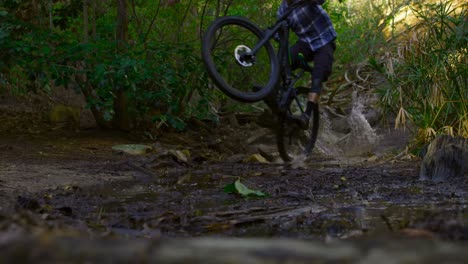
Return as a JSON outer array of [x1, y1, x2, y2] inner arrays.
[[0, 105, 467, 262]]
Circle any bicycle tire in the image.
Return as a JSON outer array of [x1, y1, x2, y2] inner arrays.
[[201, 16, 279, 102], [277, 87, 320, 162]]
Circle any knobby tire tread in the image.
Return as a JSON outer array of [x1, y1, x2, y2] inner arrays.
[[201, 16, 278, 102]]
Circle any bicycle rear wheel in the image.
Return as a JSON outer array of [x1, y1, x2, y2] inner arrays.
[[277, 87, 320, 162], [201, 16, 279, 102]]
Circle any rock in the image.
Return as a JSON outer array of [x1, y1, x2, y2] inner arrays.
[[15, 196, 40, 211], [257, 145, 277, 162], [255, 109, 278, 129], [78, 108, 97, 129], [226, 113, 239, 127], [225, 154, 245, 163], [49, 104, 80, 129], [169, 149, 190, 163], [419, 135, 468, 182], [49, 104, 97, 130], [112, 144, 153, 155]]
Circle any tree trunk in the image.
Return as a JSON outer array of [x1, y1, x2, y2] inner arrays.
[[114, 0, 131, 131], [83, 0, 89, 43], [48, 0, 54, 29], [91, 1, 97, 39]]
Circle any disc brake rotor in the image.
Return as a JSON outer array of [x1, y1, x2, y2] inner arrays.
[[234, 45, 253, 67]]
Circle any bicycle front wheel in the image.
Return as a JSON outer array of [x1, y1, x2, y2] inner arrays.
[[277, 87, 320, 162], [201, 16, 279, 102]]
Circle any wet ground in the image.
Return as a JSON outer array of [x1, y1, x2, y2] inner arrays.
[[0, 109, 467, 262]]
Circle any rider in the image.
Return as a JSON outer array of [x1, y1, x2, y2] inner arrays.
[[279, 0, 336, 126]]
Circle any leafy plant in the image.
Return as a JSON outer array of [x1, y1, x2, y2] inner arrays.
[[375, 1, 467, 143], [2, 0, 465, 140]]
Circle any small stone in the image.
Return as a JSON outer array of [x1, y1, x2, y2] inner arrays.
[[112, 144, 153, 155]]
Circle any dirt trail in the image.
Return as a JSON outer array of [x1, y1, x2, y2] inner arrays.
[[0, 111, 467, 262]]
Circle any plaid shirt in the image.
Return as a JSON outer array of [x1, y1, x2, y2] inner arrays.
[[277, 0, 337, 51]]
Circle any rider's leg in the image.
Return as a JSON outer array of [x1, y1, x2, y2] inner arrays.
[[290, 40, 313, 71], [305, 41, 336, 116], [290, 41, 315, 128], [290, 41, 334, 128]]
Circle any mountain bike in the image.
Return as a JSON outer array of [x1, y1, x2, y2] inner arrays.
[[201, 1, 319, 162]]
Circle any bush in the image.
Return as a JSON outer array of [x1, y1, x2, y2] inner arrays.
[[377, 1, 467, 142]]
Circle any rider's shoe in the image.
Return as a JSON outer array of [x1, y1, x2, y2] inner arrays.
[[291, 113, 310, 129]]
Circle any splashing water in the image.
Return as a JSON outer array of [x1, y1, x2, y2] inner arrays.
[[314, 90, 380, 159], [279, 90, 382, 166], [315, 109, 345, 156], [345, 91, 380, 154]]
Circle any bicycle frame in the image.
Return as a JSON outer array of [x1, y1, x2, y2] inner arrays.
[[245, 1, 309, 115]]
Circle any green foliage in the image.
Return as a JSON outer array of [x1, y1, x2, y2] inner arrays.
[[376, 1, 467, 142], [1, 0, 465, 138], [327, 0, 390, 65], [0, 0, 216, 130]]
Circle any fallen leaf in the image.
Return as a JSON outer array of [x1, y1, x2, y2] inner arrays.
[[234, 179, 267, 197], [243, 154, 269, 163], [223, 179, 268, 198]]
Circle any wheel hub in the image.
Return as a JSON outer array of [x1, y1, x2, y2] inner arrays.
[[234, 45, 254, 67]]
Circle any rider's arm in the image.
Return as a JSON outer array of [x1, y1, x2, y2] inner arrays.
[[277, 1, 287, 18]]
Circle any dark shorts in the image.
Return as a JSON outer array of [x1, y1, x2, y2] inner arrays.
[[290, 40, 336, 83]]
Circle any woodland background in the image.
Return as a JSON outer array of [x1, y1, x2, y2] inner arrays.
[[0, 0, 466, 149]]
